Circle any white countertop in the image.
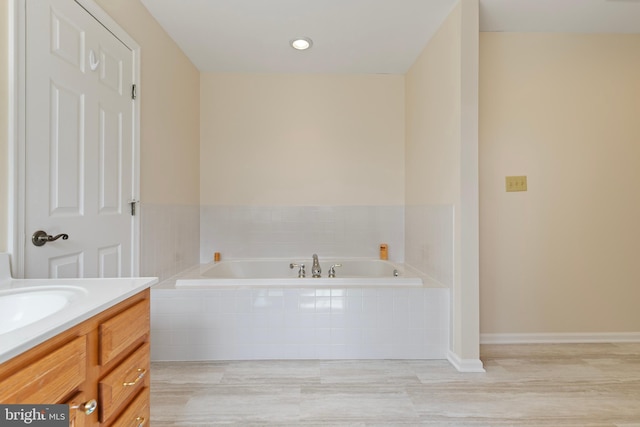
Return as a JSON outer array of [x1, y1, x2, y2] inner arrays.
[[0, 265, 157, 364]]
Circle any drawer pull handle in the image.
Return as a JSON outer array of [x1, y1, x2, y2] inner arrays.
[[136, 416, 146, 426], [123, 368, 146, 387], [71, 398, 98, 415]]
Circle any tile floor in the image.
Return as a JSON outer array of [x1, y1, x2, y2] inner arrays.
[[150, 343, 640, 426]]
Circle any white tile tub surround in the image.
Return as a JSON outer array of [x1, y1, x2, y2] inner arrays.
[[151, 286, 449, 361], [405, 204, 454, 287], [200, 205, 405, 263], [141, 203, 200, 283]]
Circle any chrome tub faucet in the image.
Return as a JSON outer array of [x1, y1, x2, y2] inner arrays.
[[312, 254, 321, 278]]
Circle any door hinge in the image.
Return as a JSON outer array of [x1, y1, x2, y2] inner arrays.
[[129, 200, 139, 216], [131, 84, 137, 100]]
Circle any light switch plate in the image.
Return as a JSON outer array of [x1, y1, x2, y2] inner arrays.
[[506, 176, 527, 192]]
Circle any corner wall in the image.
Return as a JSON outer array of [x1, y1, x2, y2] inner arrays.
[[480, 33, 640, 340], [405, 0, 481, 370], [405, 4, 461, 283]]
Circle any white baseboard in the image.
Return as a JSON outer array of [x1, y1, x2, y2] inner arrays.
[[447, 350, 485, 373], [480, 332, 640, 345]]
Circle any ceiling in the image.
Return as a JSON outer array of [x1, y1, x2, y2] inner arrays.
[[140, 0, 640, 74]]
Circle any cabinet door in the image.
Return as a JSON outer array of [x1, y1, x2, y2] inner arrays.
[[0, 336, 86, 403]]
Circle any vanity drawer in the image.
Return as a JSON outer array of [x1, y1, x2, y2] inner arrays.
[[109, 387, 150, 427], [99, 299, 149, 365], [99, 343, 149, 423], [0, 336, 86, 403]]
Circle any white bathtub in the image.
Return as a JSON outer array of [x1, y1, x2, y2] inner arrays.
[[175, 258, 423, 287], [151, 259, 449, 361]]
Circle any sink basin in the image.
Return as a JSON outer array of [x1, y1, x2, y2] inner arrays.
[[0, 286, 86, 334]]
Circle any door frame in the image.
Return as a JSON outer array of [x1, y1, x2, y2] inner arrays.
[[9, 0, 141, 277]]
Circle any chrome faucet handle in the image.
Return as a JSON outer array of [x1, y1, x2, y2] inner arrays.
[[328, 264, 342, 278], [290, 263, 305, 278]]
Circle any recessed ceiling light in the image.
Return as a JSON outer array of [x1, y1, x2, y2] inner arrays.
[[290, 37, 313, 51]]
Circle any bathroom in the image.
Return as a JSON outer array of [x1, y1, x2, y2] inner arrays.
[[2, 0, 640, 423], [100, 0, 481, 367], [140, 0, 481, 367]]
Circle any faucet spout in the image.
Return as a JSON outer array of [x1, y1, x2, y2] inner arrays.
[[312, 254, 321, 278]]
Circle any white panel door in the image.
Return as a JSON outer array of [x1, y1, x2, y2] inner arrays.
[[25, 0, 135, 278]]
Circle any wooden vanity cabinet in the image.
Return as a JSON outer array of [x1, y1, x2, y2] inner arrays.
[[0, 288, 150, 426]]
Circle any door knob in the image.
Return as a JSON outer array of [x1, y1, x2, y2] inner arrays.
[[32, 230, 69, 247]]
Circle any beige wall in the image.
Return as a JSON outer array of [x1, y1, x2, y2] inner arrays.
[[0, 1, 7, 253], [406, 0, 481, 365], [405, 8, 460, 206], [94, 0, 200, 206], [480, 33, 640, 334], [200, 73, 405, 206]]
